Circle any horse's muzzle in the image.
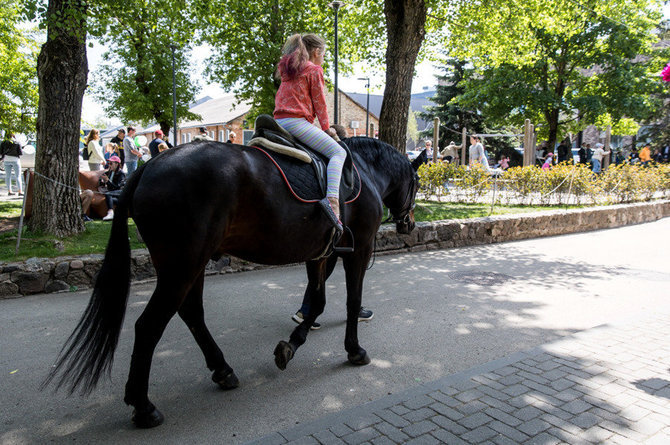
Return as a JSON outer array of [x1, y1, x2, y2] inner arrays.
[[395, 211, 415, 234]]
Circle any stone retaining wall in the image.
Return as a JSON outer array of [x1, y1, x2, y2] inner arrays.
[[1, 200, 668, 298]]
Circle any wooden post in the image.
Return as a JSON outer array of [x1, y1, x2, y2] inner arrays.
[[15, 169, 31, 255], [523, 119, 532, 166], [433, 117, 440, 163], [603, 125, 612, 170], [461, 127, 467, 166]]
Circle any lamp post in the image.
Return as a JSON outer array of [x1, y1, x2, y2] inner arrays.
[[329, 1, 344, 125], [357, 77, 370, 137], [170, 44, 178, 147]]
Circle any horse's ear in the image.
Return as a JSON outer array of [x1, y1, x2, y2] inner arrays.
[[410, 149, 427, 171]]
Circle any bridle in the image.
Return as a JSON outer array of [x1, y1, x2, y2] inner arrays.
[[382, 175, 417, 225]]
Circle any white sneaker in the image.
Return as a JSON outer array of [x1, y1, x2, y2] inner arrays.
[[102, 211, 114, 221]]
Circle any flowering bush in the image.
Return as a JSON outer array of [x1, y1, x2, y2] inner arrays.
[[662, 62, 670, 82], [417, 161, 670, 205]]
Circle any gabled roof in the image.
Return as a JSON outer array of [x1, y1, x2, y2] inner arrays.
[[345, 90, 436, 131], [142, 95, 253, 133]]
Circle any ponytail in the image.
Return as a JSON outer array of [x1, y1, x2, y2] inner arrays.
[[277, 33, 326, 80]]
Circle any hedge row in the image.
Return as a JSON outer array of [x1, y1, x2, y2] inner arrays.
[[417, 162, 670, 205]]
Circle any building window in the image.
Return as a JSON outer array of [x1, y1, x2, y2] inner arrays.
[[219, 130, 224, 141], [187, 133, 192, 142], [182, 134, 187, 144], [209, 131, 214, 139]]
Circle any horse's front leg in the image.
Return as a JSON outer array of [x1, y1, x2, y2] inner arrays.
[[274, 257, 332, 370], [342, 246, 373, 366]]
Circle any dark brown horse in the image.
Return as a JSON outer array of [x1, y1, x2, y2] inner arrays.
[[44, 137, 421, 428]]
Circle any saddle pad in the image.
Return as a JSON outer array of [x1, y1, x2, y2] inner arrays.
[[250, 145, 361, 204], [248, 137, 312, 164]]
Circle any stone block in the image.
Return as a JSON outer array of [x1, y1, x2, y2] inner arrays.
[[67, 269, 92, 286], [70, 260, 84, 270], [45, 280, 70, 293], [0, 281, 20, 297], [54, 262, 69, 280], [10, 271, 48, 294]]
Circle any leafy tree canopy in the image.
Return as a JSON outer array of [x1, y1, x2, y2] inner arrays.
[[445, 0, 668, 148], [197, 0, 386, 118], [0, 0, 38, 134], [91, 0, 200, 133]]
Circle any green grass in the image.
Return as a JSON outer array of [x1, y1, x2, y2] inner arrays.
[[0, 220, 145, 262], [412, 200, 583, 222], [0, 200, 582, 262], [0, 200, 23, 218]]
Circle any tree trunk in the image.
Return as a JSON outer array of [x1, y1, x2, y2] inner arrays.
[[378, 0, 426, 154], [545, 108, 560, 152], [29, 0, 88, 236]]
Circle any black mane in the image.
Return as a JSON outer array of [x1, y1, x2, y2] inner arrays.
[[344, 137, 412, 180]]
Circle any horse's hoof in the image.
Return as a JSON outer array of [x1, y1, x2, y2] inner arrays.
[[348, 350, 371, 366], [131, 405, 164, 428], [274, 340, 295, 370], [212, 369, 239, 390]]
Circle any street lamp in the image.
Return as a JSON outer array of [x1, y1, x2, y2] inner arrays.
[[170, 44, 178, 147], [329, 1, 344, 125], [357, 77, 370, 137]]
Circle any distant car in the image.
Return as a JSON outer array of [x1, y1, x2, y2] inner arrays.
[[406, 150, 421, 161]]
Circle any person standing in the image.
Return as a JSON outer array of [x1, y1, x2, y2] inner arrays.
[[123, 126, 141, 175], [557, 137, 570, 163], [0, 133, 23, 195], [149, 130, 165, 158], [109, 128, 126, 167], [469, 136, 485, 167], [578, 144, 587, 164], [85, 129, 105, 171], [591, 144, 610, 174], [193, 126, 213, 141], [639, 145, 651, 166]]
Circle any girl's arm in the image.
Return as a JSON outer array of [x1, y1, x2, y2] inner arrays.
[[309, 68, 330, 131]]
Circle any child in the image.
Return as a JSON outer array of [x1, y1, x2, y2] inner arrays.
[[273, 33, 345, 224], [542, 152, 553, 171]]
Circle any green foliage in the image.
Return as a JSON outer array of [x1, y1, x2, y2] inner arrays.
[[0, 0, 38, 134], [198, 0, 385, 117], [446, 0, 667, 148], [91, 0, 200, 132]]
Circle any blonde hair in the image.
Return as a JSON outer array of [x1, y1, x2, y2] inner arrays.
[[84, 129, 100, 145], [158, 142, 169, 152], [277, 33, 326, 79]]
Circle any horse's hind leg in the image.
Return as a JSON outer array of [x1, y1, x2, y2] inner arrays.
[[274, 258, 329, 370], [178, 270, 239, 389], [123, 276, 194, 428]]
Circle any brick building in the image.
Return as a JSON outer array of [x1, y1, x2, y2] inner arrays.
[[324, 90, 380, 138], [141, 95, 253, 145]]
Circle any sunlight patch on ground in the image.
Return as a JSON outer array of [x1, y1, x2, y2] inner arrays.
[[320, 394, 343, 411], [129, 300, 148, 308], [155, 349, 183, 358], [371, 358, 393, 369], [263, 282, 285, 290]]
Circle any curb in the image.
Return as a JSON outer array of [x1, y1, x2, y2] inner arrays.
[[1, 200, 668, 298]]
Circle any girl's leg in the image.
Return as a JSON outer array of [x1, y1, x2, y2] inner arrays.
[[276, 118, 347, 201]]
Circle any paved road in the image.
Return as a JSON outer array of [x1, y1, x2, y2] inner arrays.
[[1, 218, 669, 444]]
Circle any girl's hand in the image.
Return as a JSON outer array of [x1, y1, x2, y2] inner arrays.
[[326, 128, 338, 140]]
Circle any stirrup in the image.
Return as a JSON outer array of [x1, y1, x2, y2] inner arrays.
[[318, 197, 343, 237]]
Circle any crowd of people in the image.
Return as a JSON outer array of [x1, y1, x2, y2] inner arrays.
[[409, 134, 670, 176]]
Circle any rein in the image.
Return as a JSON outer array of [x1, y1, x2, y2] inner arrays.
[[382, 175, 416, 225]]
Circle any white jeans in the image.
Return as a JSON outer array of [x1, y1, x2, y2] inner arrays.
[[3, 157, 22, 193]]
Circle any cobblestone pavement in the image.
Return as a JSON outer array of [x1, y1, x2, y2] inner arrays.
[[245, 312, 670, 445]]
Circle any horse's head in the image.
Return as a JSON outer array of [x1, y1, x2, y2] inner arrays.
[[386, 168, 419, 235]]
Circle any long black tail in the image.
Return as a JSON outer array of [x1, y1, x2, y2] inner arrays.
[[42, 166, 146, 395]]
